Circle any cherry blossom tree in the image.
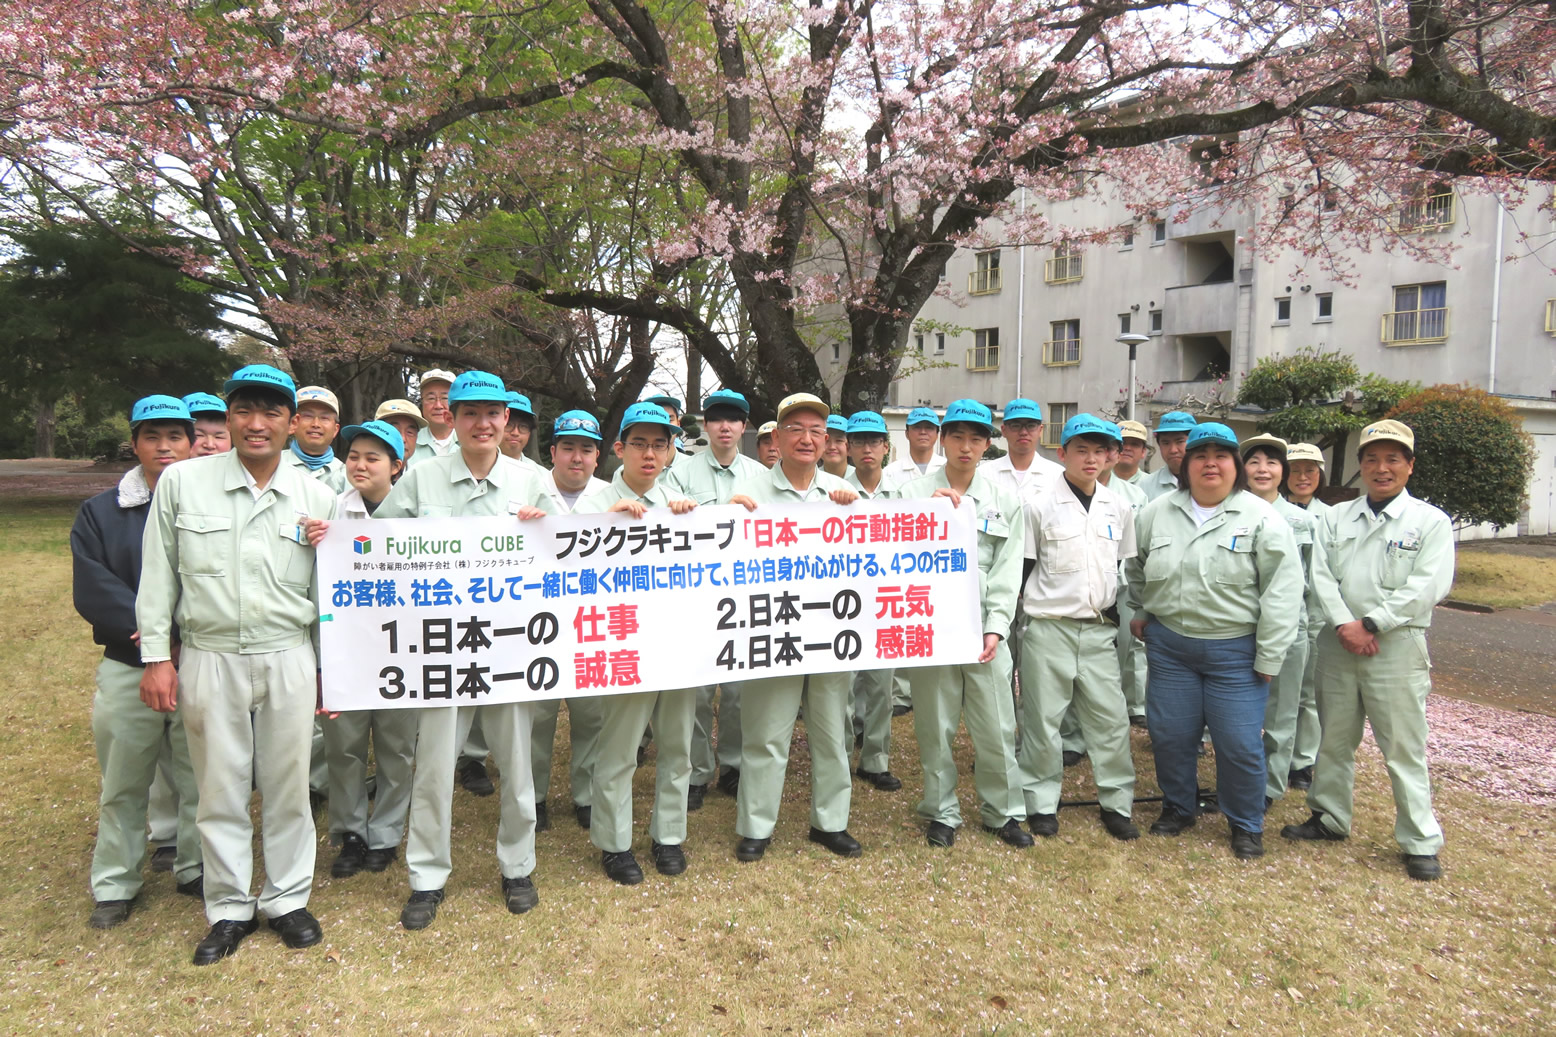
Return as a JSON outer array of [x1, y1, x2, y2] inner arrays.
[[2, 0, 1551, 417]]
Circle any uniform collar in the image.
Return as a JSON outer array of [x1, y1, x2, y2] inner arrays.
[[116, 465, 152, 509], [610, 467, 669, 503], [770, 461, 819, 494], [449, 451, 509, 487], [1362, 487, 1415, 522], [930, 465, 991, 501], [222, 450, 300, 497]]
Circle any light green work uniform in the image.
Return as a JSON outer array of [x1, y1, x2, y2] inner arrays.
[[1262, 494, 1320, 801], [664, 448, 768, 785], [282, 447, 346, 795], [899, 468, 1027, 829], [579, 471, 698, 853], [882, 455, 947, 710], [136, 451, 335, 924], [1017, 476, 1138, 817], [529, 472, 609, 812], [1291, 496, 1332, 770], [1308, 489, 1453, 854], [375, 451, 552, 889], [1139, 464, 1180, 502], [732, 463, 857, 839], [845, 470, 898, 774], [1108, 474, 1151, 719], [408, 425, 458, 468], [283, 447, 348, 494]]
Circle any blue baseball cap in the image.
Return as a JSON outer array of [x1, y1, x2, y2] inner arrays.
[[131, 395, 193, 428], [448, 370, 507, 404], [1186, 422, 1239, 451], [846, 411, 888, 436], [1002, 398, 1042, 423], [552, 409, 603, 442], [1155, 410, 1198, 435], [906, 406, 941, 428], [181, 392, 226, 417], [340, 419, 407, 461], [826, 414, 848, 434], [505, 391, 535, 417], [941, 399, 997, 437], [224, 364, 296, 404], [1060, 413, 1121, 446], [619, 401, 682, 440], [702, 389, 749, 415], [643, 394, 683, 413]]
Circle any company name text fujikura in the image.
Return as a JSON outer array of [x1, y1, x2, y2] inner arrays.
[[383, 533, 525, 558]]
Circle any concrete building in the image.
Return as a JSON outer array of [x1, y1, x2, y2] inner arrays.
[[814, 183, 1556, 538]]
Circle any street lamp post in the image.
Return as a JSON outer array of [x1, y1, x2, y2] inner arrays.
[[1116, 333, 1150, 421]]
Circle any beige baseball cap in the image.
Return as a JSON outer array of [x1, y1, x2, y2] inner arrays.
[[1286, 442, 1325, 468], [419, 368, 458, 388], [1117, 419, 1149, 443], [375, 399, 429, 428], [1358, 419, 1414, 453], [756, 420, 777, 438], [775, 392, 830, 423], [295, 386, 340, 415], [1239, 433, 1288, 459]]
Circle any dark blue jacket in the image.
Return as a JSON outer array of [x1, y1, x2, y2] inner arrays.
[[71, 469, 152, 668]]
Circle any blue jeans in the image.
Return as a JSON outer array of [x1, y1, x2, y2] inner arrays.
[[1143, 619, 1270, 832]]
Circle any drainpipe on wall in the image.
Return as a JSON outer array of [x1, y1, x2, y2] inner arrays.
[[1014, 188, 1026, 400], [1488, 193, 1505, 394]]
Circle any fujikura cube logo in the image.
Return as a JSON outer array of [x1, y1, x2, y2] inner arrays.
[[352, 535, 372, 555]]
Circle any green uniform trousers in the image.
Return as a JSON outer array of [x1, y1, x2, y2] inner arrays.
[[531, 697, 604, 807], [1309, 627, 1444, 855], [1117, 595, 1148, 718], [736, 671, 853, 839], [1292, 622, 1322, 770], [891, 672, 912, 711], [323, 708, 418, 850], [910, 643, 1025, 829], [310, 718, 328, 795], [460, 711, 490, 767], [1017, 618, 1135, 817], [590, 688, 697, 853], [849, 667, 894, 774], [690, 682, 742, 785], [406, 702, 535, 891], [90, 658, 202, 901], [180, 645, 315, 924], [146, 728, 180, 845], [1262, 615, 1310, 801]]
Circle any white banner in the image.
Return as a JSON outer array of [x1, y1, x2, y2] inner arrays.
[[318, 498, 982, 711]]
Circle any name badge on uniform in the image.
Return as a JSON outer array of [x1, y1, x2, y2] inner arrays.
[[1399, 528, 1422, 551], [507, 499, 525, 516], [979, 506, 1002, 533], [279, 521, 308, 545]]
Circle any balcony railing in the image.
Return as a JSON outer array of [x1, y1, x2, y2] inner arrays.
[[966, 346, 1000, 371], [968, 267, 1002, 295], [1042, 338, 1081, 367], [1381, 307, 1450, 345], [1397, 191, 1455, 232], [1043, 253, 1083, 284]]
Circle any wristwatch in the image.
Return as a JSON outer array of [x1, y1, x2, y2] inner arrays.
[[1360, 617, 1379, 634]]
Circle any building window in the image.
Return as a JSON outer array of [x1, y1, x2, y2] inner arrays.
[[969, 250, 1002, 295], [1119, 312, 1132, 335], [1382, 282, 1449, 345], [1043, 320, 1081, 366], [1315, 293, 1333, 321], [1149, 309, 1164, 335], [1544, 299, 1555, 335], [935, 332, 946, 354], [1042, 403, 1077, 447], [968, 328, 1000, 371], [1151, 220, 1167, 245], [831, 342, 841, 362], [1120, 226, 1135, 250], [1044, 243, 1083, 285], [1274, 297, 1291, 324], [915, 332, 925, 353], [1397, 183, 1455, 232]]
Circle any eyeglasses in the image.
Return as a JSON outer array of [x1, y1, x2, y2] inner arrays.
[[624, 439, 671, 452], [554, 416, 600, 434], [779, 425, 827, 439]]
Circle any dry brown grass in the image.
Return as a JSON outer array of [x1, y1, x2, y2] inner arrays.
[[1451, 551, 1556, 609], [3, 507, 1553, 1035]]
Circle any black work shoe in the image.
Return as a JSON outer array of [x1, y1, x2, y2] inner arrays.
[[458, 760, 495, 797], [1027, 812, 1059, 838], [192, 917, 258, 965], [1403, 853, 1442, 881], [1062, 750, 1085, 768], [362, 846, 397, 872], [636, 745, 648, 767], [1101, 810, 1141, 841], [309, 789, 327, 816], [651, 841, 687, 876], [1287, 766, 1313, 790], [331, 832, 368, 878], [602, 850, 644, 886], [985, 819, 1035, 848], [855, 768, 903, 792], [502, 875, 539, 914], [808, 827, 862, 857], [268, 908, 323, 949], [534, 800, 551, 833], [716, 767, 741, 797], [149, 845, 176, 873], [1280, 812, 1346, 842], [1230, 827, 1264, 859], [1149, 806, 1197, 836], [400, 889, 445, 930], [574, 804, 592, 829], [686, 783, 707, 812], [175, 873, 204, 898], [926, 821, 956, 848], [735, 836, 770, 862], [891, 703, 912, 717], [1129, 714, 1148, 729], [89, 899, 133, 929]]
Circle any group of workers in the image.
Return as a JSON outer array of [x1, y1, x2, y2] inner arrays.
[[71, 362, 1454, 967]]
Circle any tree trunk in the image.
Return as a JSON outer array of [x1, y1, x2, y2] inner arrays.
[[33, 399, 57, 459], [685, 340, 702, 413]]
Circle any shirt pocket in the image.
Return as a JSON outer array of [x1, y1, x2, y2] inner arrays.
[[278, 537, 316, 589], [1143, 535, 1175, 583], [418, 504, 453, 519], [174, 514, 231, 577], [1041, 523, 1085, 574], [1380, 542, 1419, 589], [977, 520, 1009, 571], [1214, 532, 1258, 586], [692, 490, 719, 506]]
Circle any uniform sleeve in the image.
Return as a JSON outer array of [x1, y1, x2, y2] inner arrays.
[[374, 469, 421, 519], [1309, 508, 1352, 628], [70, 502, 139, 643], [1252, 512, 1303, 675], [1124, 505, 1152, 612], [135, 471, 182, 661], [1117, 501, 1138, 563], [1022, 497, 1039, 560], [1370, 510, 1455, 633], [982, 496, 1025, 636]]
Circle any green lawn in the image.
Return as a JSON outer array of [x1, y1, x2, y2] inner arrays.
[[1, 505, 1552, 1034]]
